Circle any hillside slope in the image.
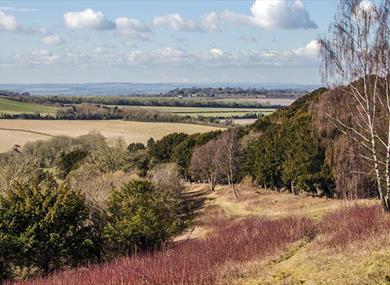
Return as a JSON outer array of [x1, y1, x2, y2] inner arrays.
[[189, 185, 389, 285], [246, 86, 375, 199], [0, 97, 57, 115], [11, 183, 389, 285]]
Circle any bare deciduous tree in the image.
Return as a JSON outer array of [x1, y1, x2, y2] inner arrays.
[[319, 0, 390, 209], [215, 130, 241, 197], [190, 140, 218, 192]]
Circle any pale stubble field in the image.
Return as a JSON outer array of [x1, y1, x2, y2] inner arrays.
[[0, 120, 223, 153]]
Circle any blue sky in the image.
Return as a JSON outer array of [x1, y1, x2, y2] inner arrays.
[[0, 0, 338, 84]]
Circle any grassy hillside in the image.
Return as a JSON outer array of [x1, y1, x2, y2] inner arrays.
[[0, 97, 57, 115], [11, 184, 389, 285]]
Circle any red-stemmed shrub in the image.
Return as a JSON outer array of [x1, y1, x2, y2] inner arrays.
[[318, 205, 390, 248], [7, 217, 314, 285]]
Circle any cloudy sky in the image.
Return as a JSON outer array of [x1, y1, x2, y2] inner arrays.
[[0, 0, 338, 84]]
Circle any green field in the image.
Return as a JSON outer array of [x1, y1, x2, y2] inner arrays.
[[0, 97, 57, 115], [0, 96, 276, 119], [119, 105, 276, 118]]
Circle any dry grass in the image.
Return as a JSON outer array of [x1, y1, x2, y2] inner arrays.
[[217, 229, 390, 285], [177, 184, 389, 285], [0, 120, 223, 153], [6, 183, 390, 285], [208, 188, 389, 285], [176, 183, 377, 242], [200, 183, 377, 220]]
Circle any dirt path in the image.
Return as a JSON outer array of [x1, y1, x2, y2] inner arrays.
[[0, 128, 53, 137]]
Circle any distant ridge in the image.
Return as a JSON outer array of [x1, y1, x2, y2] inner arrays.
[[0, 82, 321, 96]]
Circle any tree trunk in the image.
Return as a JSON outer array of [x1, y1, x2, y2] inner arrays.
[[231, 180, 238, 198], [370, 125, 385, 208], [385, 121, 390, 211]]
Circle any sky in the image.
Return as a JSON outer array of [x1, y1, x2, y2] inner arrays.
[[0, 0, 339, 84]]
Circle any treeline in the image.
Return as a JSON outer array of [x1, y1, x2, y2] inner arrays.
[[245, 89, 335, 196], [164, 87, 306, 99], [0, 104, 226, 126], [10, 95, 282, 109], [243, 86, 378, 199], [0, 90, 30, 98]]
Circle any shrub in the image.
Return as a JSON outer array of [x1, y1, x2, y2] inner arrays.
[[0, 153, 41, 193], [0, 182, 104, 277], [127, 143, 145, 153], [124, 150, 150, 177], [103, 180, 182, 256], [11, 216, 314, 285], [149, 133, 188, 163], [152, 163, 184, 197], [66, 166, 134, 208], [57, 149, 88, 178], [318, 205, 390, 248], [87, 139, 128, 173]]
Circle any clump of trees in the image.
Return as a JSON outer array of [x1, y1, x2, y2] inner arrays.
[[319, 0, 390, 210], [190, 129, 243, 196], [0, 181, 103, 277], [104, 180, 183, 256], [244, 92, 335, 196], [0, 133, 191, 281]]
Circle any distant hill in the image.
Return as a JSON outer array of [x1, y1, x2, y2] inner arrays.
[[0, 82, 320, 96]]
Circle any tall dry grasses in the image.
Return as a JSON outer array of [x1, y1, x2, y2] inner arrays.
[[318, 205, 390, 248], [6, 204, 390, 285], [8, 217, 313, 285]]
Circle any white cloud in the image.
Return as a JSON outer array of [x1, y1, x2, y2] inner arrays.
[[250, 0, 317, 29], [293, 40, 319, 57], [63, 9, 150, 41], [0, 10, 18, 31], [29, 49, 59, 65], [115, 17, 151, 40], [41, 34, 64, 45], [153, 13, 200, 32], [123, 40, 319, 67], [10, 40, 318, 70], [210, 48, 224, 57], [200, 12, 220, 31], [358, 0, 375, 12], [202, 0, 317, 31], [355, 0, 376, 18], [64, 9, 115, 30], [0, 7, 37, 12], [149, 47, 191, 63], [128, 50, 143, 63]]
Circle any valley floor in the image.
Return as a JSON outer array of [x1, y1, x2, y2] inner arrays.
[[9, 183, 390, 285]]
